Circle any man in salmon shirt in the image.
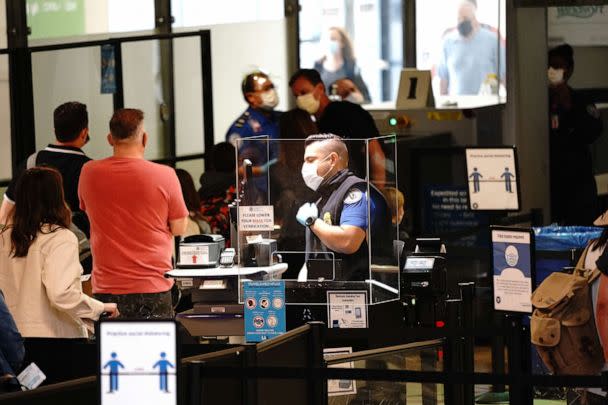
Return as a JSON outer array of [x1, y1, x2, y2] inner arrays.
[[78, 108, 188, 318]]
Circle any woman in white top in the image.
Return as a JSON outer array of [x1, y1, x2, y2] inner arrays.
[[0, 167, 118, 338]]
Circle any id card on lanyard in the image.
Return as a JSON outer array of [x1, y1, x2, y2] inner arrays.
[[551, 114, 559, 130]]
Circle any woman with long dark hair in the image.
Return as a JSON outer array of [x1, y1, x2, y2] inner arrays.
[[0, 167, 118, 338], [579, 211, 608, 403]]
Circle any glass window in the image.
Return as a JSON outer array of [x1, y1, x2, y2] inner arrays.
[[174, 36, 204, 156], [172, 0, 284, 28], [417, 0, 506, 106], [0, 54, 11, 180], [298, 0, 404, 104], [31, 47, 115, 160], [122, 40, 168, 160], [26, 0, 155, 41]]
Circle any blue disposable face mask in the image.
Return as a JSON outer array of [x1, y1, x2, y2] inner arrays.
[[327, 40, 340, 56]]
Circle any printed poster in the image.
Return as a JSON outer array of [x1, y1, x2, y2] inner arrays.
[[244, 280, 286, 342], [466, 148, 519, 211], [492, 229, 533, 313]]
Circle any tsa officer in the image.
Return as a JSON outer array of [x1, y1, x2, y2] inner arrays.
[[226, 71, 281, 191]]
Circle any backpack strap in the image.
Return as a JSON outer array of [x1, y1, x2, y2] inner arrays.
[[574, 243, 602, 284], [575, 244, 591, 270]]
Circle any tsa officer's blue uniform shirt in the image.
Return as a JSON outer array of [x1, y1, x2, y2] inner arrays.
[[225, 106, 281, 164]]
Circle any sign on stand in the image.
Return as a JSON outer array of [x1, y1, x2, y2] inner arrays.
[[491, 227, 535, 313], [244, 280, 286, 342]]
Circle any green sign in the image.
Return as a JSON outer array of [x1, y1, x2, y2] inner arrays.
[[556, 6, 605, 17], [26, 0, 85, 39]]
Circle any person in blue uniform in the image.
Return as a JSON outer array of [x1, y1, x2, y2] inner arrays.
[[296, 134, 391, 281], [548, 44, 603, 225], [226, 71, 281, 199]]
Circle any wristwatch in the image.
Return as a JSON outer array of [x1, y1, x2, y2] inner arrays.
[[305, 216, 316, 227]]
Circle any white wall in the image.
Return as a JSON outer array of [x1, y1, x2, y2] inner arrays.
[[122, 40, 165, 160], [568, 47, 608, 89], [502, 6, 550, 219], [175, 19, 290, 145], [174, 37, 204, 156], [31, 47, 115, 159]]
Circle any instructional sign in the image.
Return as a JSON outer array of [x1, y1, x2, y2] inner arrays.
[[327, 291, 368, 329], [98, 321, 177, 405], [465, 147, 519, 211], [178, 244, 209, 266], [244, 280, 286, 342], [324, 347, 357, 397], [238, 205, 275, 231], [424, 185, 488, 247], [492, 228, 534, 313]]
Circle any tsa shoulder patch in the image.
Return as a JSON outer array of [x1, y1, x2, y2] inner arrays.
[[344, 188, 363, 204], [587, 104, 600, 119]]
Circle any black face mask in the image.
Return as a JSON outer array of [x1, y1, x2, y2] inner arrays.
[[458, 19, 473, 37]]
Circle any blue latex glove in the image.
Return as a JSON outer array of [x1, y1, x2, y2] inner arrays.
[[296, 203, 318, 226], [259, 158, 278, 174]]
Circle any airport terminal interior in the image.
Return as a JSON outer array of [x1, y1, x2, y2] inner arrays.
[[1, 0, 608, 404]]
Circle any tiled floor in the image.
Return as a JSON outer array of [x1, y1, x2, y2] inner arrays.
[[328, 344, 568, 404]]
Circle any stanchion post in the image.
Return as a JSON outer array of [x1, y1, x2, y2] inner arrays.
[[187, 361, 202, 405], [444, 298, 464, 405], [459, 282, 475, 405], [308, 322, 327, 405], [491, 311, 506, 392], [507, 315, 533, 405], [243, 345, 257, 405]]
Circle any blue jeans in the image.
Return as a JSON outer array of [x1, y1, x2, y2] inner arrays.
[[0, 291, 24, 376]]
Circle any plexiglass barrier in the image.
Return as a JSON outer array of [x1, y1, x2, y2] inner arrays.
[[234, 135, 400, 306], [325, 340, 444, 404]]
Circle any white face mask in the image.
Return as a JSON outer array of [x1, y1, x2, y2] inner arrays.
[[548, 67, 564, 86], [296, 92, 321, 115], [259, 88, 279, 110], [301, 155, 332, 191]]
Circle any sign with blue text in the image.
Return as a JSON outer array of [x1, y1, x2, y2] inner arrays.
[[492, 227, 535, 313], [244, 280, 286, 342]]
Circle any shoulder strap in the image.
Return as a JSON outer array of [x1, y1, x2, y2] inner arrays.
[[575, 244, 592, 270], [573, 243, 603, 284], [26, 151, 39, 169]]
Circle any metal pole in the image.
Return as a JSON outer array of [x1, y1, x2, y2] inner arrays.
[[444, 299, 463, 405], [459, 282, 475, 405], [507, 315, 532, 405]]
